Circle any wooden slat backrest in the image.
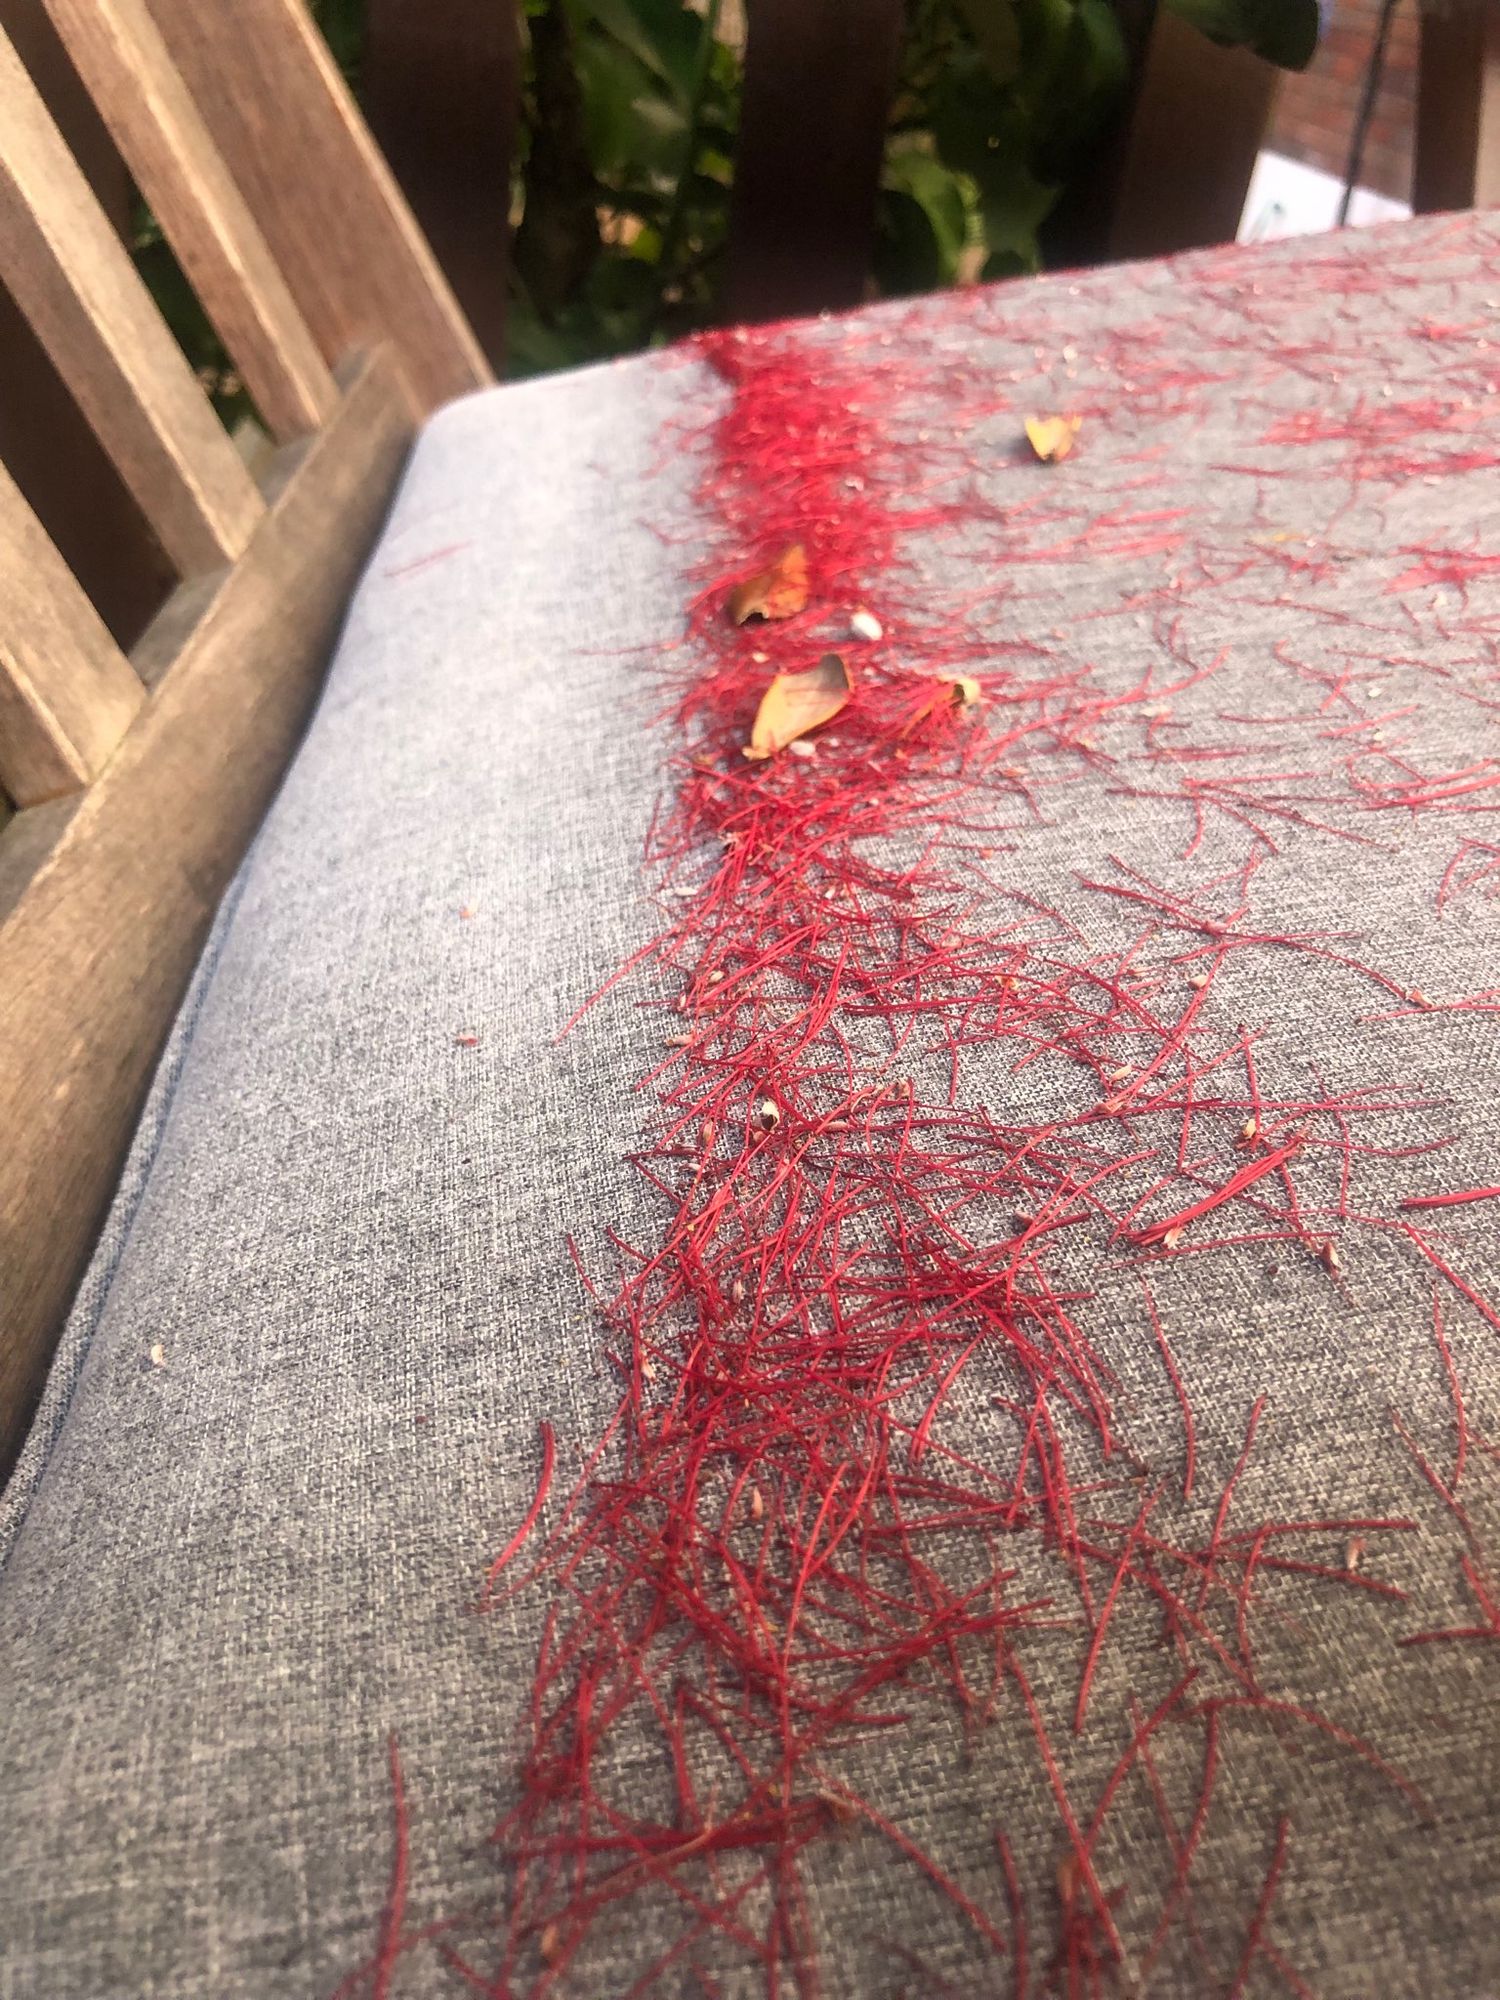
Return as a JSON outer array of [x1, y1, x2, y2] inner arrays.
[[0, 460, 145, 804], [0, 0, 471, 1475], [0, 24, 265, 571], [143, 0, 491, 415], [41, 0, 339, 442], [0, 0, 173, 648]]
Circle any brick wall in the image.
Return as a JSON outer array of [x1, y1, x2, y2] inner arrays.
[[1268, 0, 1418, 201]]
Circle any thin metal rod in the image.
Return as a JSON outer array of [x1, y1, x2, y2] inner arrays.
[[1338, 0, 1402, 225]]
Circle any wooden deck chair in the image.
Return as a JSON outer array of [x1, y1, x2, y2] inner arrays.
[[0, 0, 490, 1471]]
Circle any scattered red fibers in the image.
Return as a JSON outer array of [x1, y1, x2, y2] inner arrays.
[[1429, 1296, 1471, 1494], [373, 1734, 409, 2000], [380, 542, 472, 579], [1399, 1186, 1500, 1212], [1073, 1484, 1159, 1735], [1437, 838, 1500, 913], [1199, 1397, 1266, 1616], [352, 238, 1500, 1992], [1400, 1550, 1500, 1648], [483, 1421, 555, 1590], [1144, 1284, 1196, 1500], [994, 1831, 1029, 2000], [820, 1780, 1013, 1960], [1396, 1223, 1500, 1338], [1131, 1131, 1304, 1247], [375, 1735, 409, 2000], [1226, 1815, 1291, 2000]]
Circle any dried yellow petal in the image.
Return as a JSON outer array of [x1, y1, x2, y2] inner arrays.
[[1025, 414, 1082, 463], [744, 653, 852, 761], [728, 544, 810, 624]]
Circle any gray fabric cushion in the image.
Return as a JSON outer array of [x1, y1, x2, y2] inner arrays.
[[3, 213, 1499, 1999]]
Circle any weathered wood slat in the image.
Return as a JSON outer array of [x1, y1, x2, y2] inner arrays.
[[361, 0, 517, 368], [0, 0, 173, 648], [1414, 4, 1500, 214], [724, 0, 905, 325], [143, 0, 491, 414], [0, 21, 264, 574], [0, 456, 145, 804], [1107, 9, 1275, 262], [0, 348, 413, 1476], [40, 0, 339, 441]]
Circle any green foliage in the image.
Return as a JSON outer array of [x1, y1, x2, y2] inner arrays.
[[510, 0, 736, 372], [1165, 0, 1319, 70], [136, 0, 1323, 402], [877, 0, 1129, 298], [513, 0, 1319, 371]]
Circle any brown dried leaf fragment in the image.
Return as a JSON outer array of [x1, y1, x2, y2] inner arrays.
[[744, 653, 852, 761], [1025, 414, 1082, 463], [729, 543, 809, 624]]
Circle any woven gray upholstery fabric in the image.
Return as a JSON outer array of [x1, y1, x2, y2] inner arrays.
[[3, 213, 1499, 2000]]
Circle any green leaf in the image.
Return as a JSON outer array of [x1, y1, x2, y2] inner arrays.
[[1013, 0, 1078, 107], [882, 146, 971, 274], [574, 34, 687, 181], [1028, 0, 1129, 177], [951, 0, 1021, 84], [1166, 0, 1320, 70], [505, 298, 595, 376], [874, 189, 947, 297], [977, 156, 1056, 268], [568, 0, 703, 105], [981, 245, 1034, 281], [931, 51, 1025, 185]]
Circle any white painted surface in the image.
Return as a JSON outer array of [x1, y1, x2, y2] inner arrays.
[[1238, 148, 1412, 243]]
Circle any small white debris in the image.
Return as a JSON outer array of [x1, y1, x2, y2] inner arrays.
[[849, 608, 883, 642], [148, 1343, 167, 1368], [788, 738, 817, 760], [756, 1096, 781, 1132]]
